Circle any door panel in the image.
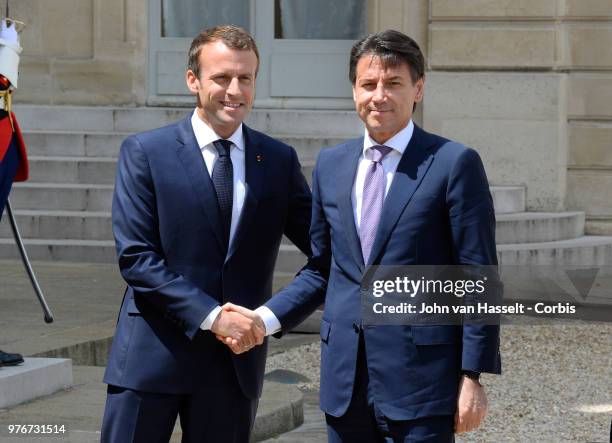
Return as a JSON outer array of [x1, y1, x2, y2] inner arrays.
[[275, 0, 366, 40], [155, 50, 190, 95], [162, 0, 250, 37], [270, 51, 352, 98], [148, 0, 364, 108]]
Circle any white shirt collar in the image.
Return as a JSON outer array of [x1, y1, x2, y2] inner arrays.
[[363, 119, 414, 156], [190, 109, 245, 151]]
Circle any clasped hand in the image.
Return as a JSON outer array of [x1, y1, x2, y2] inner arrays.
[[210, 303, 265, 354]]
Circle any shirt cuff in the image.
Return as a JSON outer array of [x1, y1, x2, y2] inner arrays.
[[200, 305, 222, 331], [255, 306, 281, 336]]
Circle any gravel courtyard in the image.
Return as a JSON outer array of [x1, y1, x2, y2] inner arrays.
[[266, 319, 611, 442]]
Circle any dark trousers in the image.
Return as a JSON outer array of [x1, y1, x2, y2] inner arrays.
[[326, 333, 455, 443], [0, 135, 18, 221], [101, 351, 258, 443]]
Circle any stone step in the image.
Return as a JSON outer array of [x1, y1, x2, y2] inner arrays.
[[0, 188, 541, 243], [0, 358, 73, 409], [10, 183, 113, 211], [276, 234, 612, 271], [14, 105, 362, 137], [22, 130, 342, 164], [496, 211, 585, 244], [249, 109, 361, 138], [22, 131, 126, 158], [279, 136, 345, 162], [0, 238, 301, 269], [490, 186, 525, 214], [14, 171, 523, 217], [1, 234, 610, 269], [497, 236, 612, 266], [280, 236, 612, 270], [28, 156, 117, 185], [0, 210, 112, 240], [280, 211, 585, 247], [0, 209, 586, 245], [0, 238, 117, 262], [299, 165, 526, 215]]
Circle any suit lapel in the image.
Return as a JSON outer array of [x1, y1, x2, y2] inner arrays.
[[337, 139, 366, 272], [367, 125, 435, 266], [175, 116, 225, 251], [226, 125, 265, 262]]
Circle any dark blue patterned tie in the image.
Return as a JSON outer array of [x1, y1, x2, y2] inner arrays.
[[212, 139, 233, 249]]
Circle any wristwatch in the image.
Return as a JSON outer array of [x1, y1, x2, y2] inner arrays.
[[461, 370, 481, 382]]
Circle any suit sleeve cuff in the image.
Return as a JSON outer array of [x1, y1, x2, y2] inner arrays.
[[200, 305, 222, 331], [255, 306, 282, 336]]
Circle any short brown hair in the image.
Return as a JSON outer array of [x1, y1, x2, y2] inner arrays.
[[349, 30, 424, 85], [188, 25, 260, 78]]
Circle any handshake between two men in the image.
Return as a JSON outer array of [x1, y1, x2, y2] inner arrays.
[[210, 303, 266, 354]]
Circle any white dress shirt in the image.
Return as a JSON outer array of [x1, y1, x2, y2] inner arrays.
[[192, 110, 247, 331], [256, 121, 416, 336], [352, 120, 413, 228]]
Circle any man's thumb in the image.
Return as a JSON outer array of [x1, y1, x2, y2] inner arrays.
[[222, 302, 237, 311]]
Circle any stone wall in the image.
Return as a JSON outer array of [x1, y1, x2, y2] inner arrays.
[[423, 0, 612, 224], [7, 0, 612, 231], [563, 2, 612, 234], [13, 0, 147, 105]]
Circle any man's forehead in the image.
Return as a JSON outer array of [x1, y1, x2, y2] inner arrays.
[[356, 54, 409, 75], [199, 40, 254, 57], [198, 43, 258, 73]]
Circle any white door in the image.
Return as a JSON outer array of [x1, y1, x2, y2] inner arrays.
[[148, 0, 366, 109]]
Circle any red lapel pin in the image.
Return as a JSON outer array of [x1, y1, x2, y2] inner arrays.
[[256, 154, 263, 162]]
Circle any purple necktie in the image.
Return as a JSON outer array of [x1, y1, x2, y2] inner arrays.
[[359, 145, 393, 264]]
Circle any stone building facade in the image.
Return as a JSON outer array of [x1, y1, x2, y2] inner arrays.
[[9, 0, 612, 235]]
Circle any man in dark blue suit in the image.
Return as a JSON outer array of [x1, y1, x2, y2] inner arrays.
[[223, 30, 501, 442], [100, 26, 312, 442]]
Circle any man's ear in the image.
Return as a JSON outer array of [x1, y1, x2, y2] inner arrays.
[[414, 76, 425, 103], [186, 69, 200, 94]]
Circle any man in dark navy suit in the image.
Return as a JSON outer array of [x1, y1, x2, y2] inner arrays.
[[100, 26, 312, 442], [222, 30, 501, 442]]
